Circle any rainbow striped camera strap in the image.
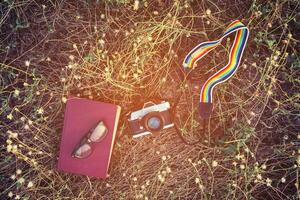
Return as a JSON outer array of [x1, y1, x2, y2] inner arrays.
[[183, 20, 249, 119]]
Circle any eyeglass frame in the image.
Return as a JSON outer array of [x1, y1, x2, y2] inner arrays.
[[71, 120, 108, 158]]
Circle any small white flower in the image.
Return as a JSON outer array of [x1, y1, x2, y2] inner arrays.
[[212, 161, 218, 167], [62, 97, 67, 103], [256, 174, 262, 180], [251, 62, 257, 67], [261, 164, 267, 170], [14, 89, 20, 97], [244, 147, 250, 153], [27, 181, 34, 188], [146, 180, 150, 185], [18, 177, 25, 184], [281, 177, 286, 183], [10, 132, 18, 138], [7, 144, 12, 152], [15, 195, 20, 200], [199, 184, 204, 190], [195, 177, 200, 184], [267, 23, 272, 28], [267, 90, 273, 95], [11, 174, 16, 180], [37, 108, 44, 115], [240, 164, 245, 170], [25, 60, 30, 67], [69, 55, 74, 60], [206, 9, 211, 15], [158, 174, 165, 182], [255, 11, 262, 17], [67, 64, 73, 69], [153, 11, 159, 15], [16, 169, 22, 175], [24, 124, 29, 130], [133, 177, 137, 181], [8, 191, 13, 198], [162, 155, 167, 161], [7, 113, 13, 120], [166, 166, 171, 173], [100, 14, 105, 19], [99, 39, 105, 45], [133, 0, 139, 10], [236, 154, 244, 160], [266, 178, 272, 187], [12, 145, 18, 153]]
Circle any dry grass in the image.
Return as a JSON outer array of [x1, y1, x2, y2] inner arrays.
[[1, 0, 299, 199]]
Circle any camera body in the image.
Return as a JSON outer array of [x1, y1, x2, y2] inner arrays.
[[128, 101, 174, 138]]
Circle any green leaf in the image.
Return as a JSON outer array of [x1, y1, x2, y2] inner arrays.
[[84, 54, 95, 62], [223, 144, 237, 155], [266, 39, 276, 49]]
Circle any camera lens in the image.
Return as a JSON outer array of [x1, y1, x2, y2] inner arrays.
[[147, 117, 161, 130], [142, 112, 164, 132]]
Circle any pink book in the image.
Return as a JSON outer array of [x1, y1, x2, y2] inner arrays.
[[57, 97, 121, 179]]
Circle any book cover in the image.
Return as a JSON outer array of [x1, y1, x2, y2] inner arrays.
[[57, 97, 121, 179]]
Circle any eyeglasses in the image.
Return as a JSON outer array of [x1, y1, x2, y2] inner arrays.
[[72, 121, 108, 159]]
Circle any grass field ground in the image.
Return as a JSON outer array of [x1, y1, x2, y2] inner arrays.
[[1, 0, 299, 199]]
